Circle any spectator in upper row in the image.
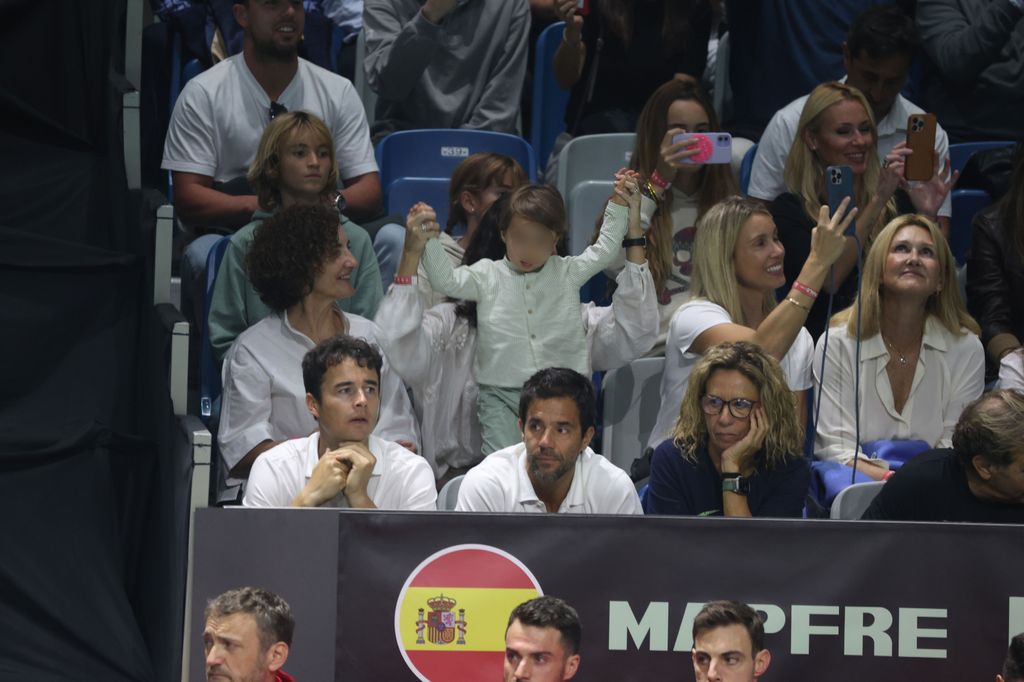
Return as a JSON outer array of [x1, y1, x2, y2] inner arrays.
[[647, 196, 851, 452], [750, 4, 952, 235], [999, 633, 1024, 682], [163, 0, 381, 327], [208, 111, 382, 365], [551, 0, 714, 137], [814, 214, 983, 477], [967, 143, 1024, 388], [219, 203, 417, 502], [916, 0, 1024, 142], [770, 81, 954, 339], [375, 189, 656, 482], [363, 0, 530, 142]]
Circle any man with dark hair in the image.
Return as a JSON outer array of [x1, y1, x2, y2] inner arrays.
[[691, 600, 771, 682], [163, 0, 382, 328], [504, 596, 581, 682], [862, 390, 1024, 522], [242, 335, 436, 509], [456, 368, 641, 514], [203, 586, 295, 682], [999, 633, 1024, 682], [748, 4, 952, 232]]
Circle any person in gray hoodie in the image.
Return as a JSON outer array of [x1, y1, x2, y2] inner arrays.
[[363, 0, 530, 142]]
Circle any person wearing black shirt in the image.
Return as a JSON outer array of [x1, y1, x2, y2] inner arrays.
[[646, 341, 810, 518], [862, 389, 1024, 522]]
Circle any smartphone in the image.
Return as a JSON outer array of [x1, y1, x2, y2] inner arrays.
[[576, 0, 590, 16], [673, 132, 732, 165], [905, 113, 937, 182], [826, 165, 857, 237]]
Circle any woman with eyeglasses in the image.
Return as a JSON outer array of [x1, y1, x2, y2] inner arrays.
[[646, 341, 810, 518]]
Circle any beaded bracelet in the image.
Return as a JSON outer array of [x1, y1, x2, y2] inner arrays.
[[792, 280, 818, 300]]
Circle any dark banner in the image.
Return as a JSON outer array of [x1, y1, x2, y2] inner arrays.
[[192, 509, 1024, 681]]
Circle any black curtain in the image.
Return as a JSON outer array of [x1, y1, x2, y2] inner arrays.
[[1, 1, 183, 679]]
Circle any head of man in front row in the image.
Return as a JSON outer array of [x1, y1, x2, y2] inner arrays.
[[862, 389, 1024, 523], [504, 596, 581, 682], [999, 633, 1024, 682], [242, 335, 436, 510], [692, 601, 771, 682], [455, 368, 642, 514], [204, 586, 294, 682]]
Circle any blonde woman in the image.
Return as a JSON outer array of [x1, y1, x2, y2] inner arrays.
[[772, 81, 953, 338], [646, 342, 809, 518], [648, 195, 852, 450], [814, 214, 984, 479]]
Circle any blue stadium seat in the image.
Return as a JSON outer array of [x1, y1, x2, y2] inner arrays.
[[386, 177, 452, 229], [167, 31, 203, 202], [740, 142, 758, 196], [200, 235, 232, 425], [375, 129, 538, 202], [530, 22, 572, 175], [949, 141, 1014, 176]]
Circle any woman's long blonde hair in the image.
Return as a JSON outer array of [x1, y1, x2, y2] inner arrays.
[[671, 341, 804, 468], [689, 196, 776, 326], [784, 81, 895, 225], [627, 78, 738, 293], [831, 214, 981, 337]]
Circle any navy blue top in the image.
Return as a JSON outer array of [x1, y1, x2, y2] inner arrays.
[[646, 440, 810, 518]]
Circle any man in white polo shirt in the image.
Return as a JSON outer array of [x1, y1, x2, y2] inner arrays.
[[243, 335, 436, 510], [456, 368, 642, 514], [747, 5, 952, 235]]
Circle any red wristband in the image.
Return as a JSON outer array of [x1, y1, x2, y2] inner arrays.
[[393, 275, 413, 286], [650, 169, 671, 190], [792, 280, 818, 300], [882, 470, 896, 481]]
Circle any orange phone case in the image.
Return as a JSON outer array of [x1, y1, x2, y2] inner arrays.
[[905, 113, 937, 181]]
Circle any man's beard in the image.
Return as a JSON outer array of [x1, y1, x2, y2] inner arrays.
[[528, 450, 574, 484], [252, 35, 299, 63]]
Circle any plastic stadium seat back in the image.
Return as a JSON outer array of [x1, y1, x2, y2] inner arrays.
[[386, 177, 452, 229], [530, 22, 572, 175], [437, 474, 465, 511], [601, 357, 666, 474], [199, 236, 232, 423]]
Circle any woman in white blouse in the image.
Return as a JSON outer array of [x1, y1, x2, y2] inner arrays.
[[813, 214, 984, 478], [374, 193, 659, 482], [218, 204, 419, 502], [648, 196, 851, 451]]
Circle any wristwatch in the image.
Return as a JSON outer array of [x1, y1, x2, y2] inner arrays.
[[622, 236, 647, 248], [721, 472, 749, 496]]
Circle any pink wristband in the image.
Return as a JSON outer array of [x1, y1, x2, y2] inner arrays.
[[650, 169, 671, 190], [792, 280, 818, 300], [393, 275, 413, 286], [883, 470, 896, 481]]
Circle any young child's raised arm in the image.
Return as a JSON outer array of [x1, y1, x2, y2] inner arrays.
[[418, 210, 486, 302], [564, 171, 640, 287]]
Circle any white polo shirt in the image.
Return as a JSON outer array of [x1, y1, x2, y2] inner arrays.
[[242, 434, 437, 510], [455, 442, 643, 514], [747, 83, 951, 218]]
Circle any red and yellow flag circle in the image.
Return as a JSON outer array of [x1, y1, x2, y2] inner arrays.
[[395, 544, 543, 681]]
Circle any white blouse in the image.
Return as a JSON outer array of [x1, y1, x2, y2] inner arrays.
[[813, 317, 984, 465], [373, 260, 659, 478]]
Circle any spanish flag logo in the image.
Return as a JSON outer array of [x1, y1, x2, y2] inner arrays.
[[395, 544, 543, 681]]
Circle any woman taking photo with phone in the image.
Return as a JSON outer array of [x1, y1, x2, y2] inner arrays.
[[772, 81, 954, 338]]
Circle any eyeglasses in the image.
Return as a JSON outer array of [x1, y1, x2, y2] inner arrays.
[[700, 395, 758, 419], [269, 101, 288, 121]]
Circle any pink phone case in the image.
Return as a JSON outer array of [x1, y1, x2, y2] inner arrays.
[[673, 132, 733, 165]]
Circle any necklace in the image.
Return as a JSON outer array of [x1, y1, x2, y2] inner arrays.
[[882, 336, 918, 367]]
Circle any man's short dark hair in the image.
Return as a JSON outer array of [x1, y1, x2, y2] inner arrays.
[[692, 601, 765, 656], [205, 587, 294, 650], [246, 203, 343, 312], [1003, 633, 1024, 681], [302, 335, 383, 402], [952, 390, 1024, 469], [846, 4, 918, 62], [507, 596, 582, 656], [518, 368, 596, 431]]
